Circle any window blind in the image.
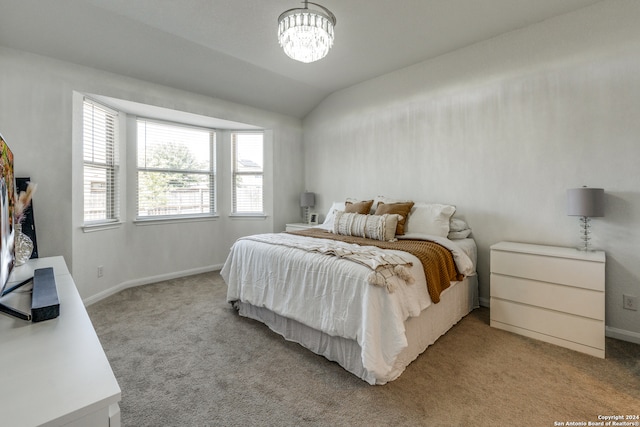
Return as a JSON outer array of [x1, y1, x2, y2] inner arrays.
[[232, 132, 264, 214], [83, 98, 119, 223], [137, 119, 215, 218]]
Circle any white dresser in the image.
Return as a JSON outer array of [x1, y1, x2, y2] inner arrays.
[[490, 242, 605, 358], [0, 257, 121, 426]]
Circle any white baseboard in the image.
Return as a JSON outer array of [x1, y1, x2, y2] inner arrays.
[[605, 326, 640, 345], [479, 296, 490, 308], [83, 264, 224, 306]]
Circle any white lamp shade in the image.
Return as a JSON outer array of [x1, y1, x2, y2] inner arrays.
[[567, 187, 604, 217], [300, 192, 315, 208]]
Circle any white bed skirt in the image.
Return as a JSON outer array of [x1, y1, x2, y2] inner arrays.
[[235, 275, 479, 385]]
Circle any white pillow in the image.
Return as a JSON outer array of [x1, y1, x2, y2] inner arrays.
[[448, 229, 472, 240], [322, 201, 346, 227], [404, 203, 456, 237], [333, 211, 399, 242], [449, 218, 470, 232]]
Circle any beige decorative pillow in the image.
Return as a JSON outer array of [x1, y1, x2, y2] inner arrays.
[[374, 201, 414, 235], [344, 200, 374, 214], [333, 211, 399, 242]]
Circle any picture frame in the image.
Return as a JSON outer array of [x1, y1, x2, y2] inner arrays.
[[308, 212, 318, 225]]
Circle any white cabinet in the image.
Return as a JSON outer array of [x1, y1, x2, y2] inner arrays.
[[285, 223, 314, 232], [0, 257, 121, 426], [490, 242, 605, 358]]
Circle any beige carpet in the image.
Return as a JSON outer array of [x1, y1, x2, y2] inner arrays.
[[87, 272, 640, 427]]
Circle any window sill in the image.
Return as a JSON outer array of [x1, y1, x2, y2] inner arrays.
[[134, 214, 219, 226], [228, 213, 268, 220], [82, 221, 124, 233]]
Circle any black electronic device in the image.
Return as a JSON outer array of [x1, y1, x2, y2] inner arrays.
[[0, 131, 20, 319], [0, 133, 58, 322], [31, 267, 59, 322]]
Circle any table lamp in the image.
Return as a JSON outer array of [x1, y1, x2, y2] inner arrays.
[[567, 186, 604, 251], [300, 191, 315, 224]]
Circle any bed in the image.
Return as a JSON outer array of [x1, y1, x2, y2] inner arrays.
[[221, 199, 478, 385]]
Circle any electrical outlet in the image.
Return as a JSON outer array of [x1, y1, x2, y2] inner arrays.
[[623, 294, 638, 311], [97, 265, 104, 278]]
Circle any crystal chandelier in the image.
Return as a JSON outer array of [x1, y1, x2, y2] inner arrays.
[[278, 1, 336, 63]]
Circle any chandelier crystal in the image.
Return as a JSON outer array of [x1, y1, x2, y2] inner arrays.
[[278, 1, 336, 63]]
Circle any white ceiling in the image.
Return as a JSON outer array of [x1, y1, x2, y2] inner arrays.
[[0, 0, 601, 118]]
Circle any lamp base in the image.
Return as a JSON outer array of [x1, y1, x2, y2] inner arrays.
[[576, 216, 595, 251]]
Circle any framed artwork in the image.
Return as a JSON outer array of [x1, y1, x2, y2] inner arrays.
[[309, 212, 318, 225]]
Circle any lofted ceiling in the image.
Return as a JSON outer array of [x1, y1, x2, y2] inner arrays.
[[0, 0, 601, 118]]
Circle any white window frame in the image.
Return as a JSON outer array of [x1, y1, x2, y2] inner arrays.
[[231, 131, 265, 216], [82, 97, 120, 225], [136, 118, 216, 220]]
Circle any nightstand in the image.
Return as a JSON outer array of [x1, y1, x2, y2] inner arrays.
[[490, 241, 605, 358], [285, 223, 314, 232]]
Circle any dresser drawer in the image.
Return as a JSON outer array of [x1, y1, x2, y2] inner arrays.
[[491, 299, 605, 350], [491, 249, 604, 291], [491, 274, 604, 320]]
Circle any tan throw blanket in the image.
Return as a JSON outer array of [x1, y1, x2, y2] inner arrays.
[[289, 229, 463, 303], [241, 233, 415, 292]]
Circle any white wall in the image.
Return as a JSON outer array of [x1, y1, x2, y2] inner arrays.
[[0, 46, 304, 302], [303, 0, 640, 341]]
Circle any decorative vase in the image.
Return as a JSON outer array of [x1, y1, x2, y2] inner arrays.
[[14, 223, 33, 266]]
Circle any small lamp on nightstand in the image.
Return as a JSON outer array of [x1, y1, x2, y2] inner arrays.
[[567, 186, 604, 251], [300, 191, 315, 224]]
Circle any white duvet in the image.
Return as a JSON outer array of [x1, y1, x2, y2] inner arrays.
[[221, 232, 474, 381]]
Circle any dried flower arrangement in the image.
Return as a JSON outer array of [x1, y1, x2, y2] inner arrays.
[[14, 182, 37, 225]]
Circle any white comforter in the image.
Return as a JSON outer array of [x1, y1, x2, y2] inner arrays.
[[221, 232, 474, 381]]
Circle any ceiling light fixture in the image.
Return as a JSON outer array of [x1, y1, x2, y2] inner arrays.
[[278, 1, 336, 63]]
